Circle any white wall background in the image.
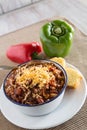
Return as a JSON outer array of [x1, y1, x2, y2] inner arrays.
[[0, 0, 87, 36], [0, 0, 42, 14]]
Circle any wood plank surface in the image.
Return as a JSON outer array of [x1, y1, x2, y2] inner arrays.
[[0, 0, 87, 36]]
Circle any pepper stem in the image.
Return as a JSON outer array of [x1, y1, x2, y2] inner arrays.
[[54, 27, 62, 34], [32, 52, 44, 60], [51, 25, 65, 37]]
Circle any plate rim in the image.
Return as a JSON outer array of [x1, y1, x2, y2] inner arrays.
[[0, 63, 87, 129]]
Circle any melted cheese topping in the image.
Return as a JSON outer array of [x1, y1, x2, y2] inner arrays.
[[16, 65, 55, 88]]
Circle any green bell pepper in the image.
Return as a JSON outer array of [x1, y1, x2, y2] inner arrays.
[[40, 20, 74, 57]]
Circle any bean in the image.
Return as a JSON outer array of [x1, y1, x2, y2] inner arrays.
[[37, 97, 44, 104], [14, 87, 22, 96], [50, 93, 57, 98], [36, 95, 44, 104]]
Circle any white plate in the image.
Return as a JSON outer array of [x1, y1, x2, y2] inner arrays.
[[0, 64, 87, 129]]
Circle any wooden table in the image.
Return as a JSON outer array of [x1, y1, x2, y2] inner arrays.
[[0, 0, 87, 36]]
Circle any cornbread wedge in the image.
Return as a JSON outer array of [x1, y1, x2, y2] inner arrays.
[[50, 57, 82, 89], [66, 67, 82, 88], [51, 57, 66, 68]]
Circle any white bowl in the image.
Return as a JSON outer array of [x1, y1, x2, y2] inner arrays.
[[3, 60, 67, 116]]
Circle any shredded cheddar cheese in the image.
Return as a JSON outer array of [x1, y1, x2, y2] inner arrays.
[[16, 65, 55, 88]]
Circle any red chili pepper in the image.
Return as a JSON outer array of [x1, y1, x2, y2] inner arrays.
[[6, 42, 42, 64]]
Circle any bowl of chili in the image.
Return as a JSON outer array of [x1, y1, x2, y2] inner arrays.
[[3, 60, 67, 116]]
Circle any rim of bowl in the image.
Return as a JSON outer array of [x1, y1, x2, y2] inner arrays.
[[3, 59, 67, 107]]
